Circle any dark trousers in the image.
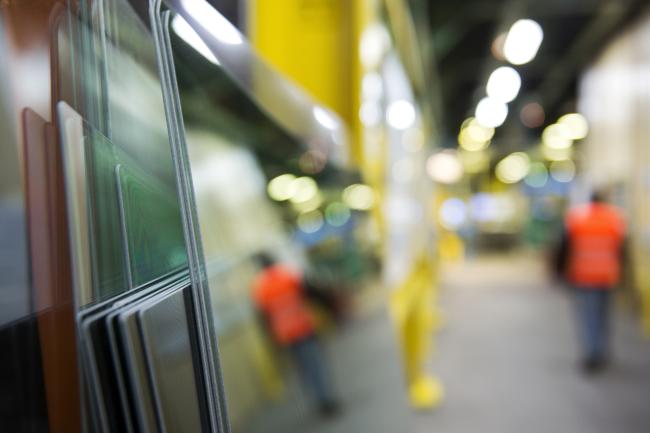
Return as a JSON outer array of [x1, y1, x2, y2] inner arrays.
[[289, 335, 335, 405], [575, 289, 611, 360]]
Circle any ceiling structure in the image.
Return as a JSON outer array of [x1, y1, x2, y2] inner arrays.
[[421, 0, 649, 149]]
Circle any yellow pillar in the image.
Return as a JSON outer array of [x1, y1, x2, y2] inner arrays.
[[249, 1, 353, 128], [389, 254, 444, 409]]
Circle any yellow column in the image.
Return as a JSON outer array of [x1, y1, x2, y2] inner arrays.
[[249, 0, 353, 129], [389, 254, 444, 409]]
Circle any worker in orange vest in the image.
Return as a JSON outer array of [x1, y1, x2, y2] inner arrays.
[[252, 254, 340, 415], [558, 191, 626, 373]]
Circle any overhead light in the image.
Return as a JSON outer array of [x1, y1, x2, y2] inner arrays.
[[504, 19, 543, 65], [459, 129, 490, 151], [289, 177, 318, 204], [267, 174, 297, 201], [343, 184, 375, 210], [313, 106, 340, 130], [426, 150, 463, 184], [459, 117, 494, 151], [486, 66, 521, 103], [475, 97, 508, 128], [171, 15, 220, 65], [360, 24, 391, 68], [542, 124, 572, 149], [181, 0, 243, 45], [557, 113, 589, 140], [387, 100, 416, 130], [495, 152, 530, 184]]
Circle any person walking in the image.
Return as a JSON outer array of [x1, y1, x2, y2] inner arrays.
[[558, 191, 626, 373], [252, 254, 340, 415]]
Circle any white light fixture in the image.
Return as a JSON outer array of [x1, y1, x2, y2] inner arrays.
[[289, 177, 318, 204], [313, 106, 339, 130], [475, 97, 508, 128], [360, 24, 391, 68], [504, 19, 543, 65], [495, 152, 530, 184], [386, 100, 416, 130], [171, 16, 220, 65], [426, 150, 463, 184], [267, 174, 297, 201], [459, 117, 494, 151], [181, 0, 243, 45], [486, 66, 521, 103], [542, 124, 573, 149], [343, 184, 375, 210], [557, 113, 589, 140]]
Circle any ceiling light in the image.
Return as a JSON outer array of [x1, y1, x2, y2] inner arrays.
[[475, 97, 508, 128], [504, 19, 543, 65], [289, 177, 318, 204], [486, 66, 521, 103], [557, 113, 589, 140], [495, 152, 530, 184], [387, 100, 416, 130], [360, 24, 391, 68], [426, 150, 464, 184], [542, 124, 572, 149], [267, 174, 296, 201], [459, 117, 494, 151], [343, 184, 375, 210]]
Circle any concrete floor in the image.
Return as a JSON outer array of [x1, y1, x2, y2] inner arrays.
[[417, 252, 650, 433]]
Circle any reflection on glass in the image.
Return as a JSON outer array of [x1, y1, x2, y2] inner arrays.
[[168, 11, 413, 433], [60, 0, 188, 302], [59, 109, 188, 304]]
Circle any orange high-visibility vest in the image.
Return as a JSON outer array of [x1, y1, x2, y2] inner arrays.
[[253, 265, 314, 345], [566, 203, 625, 288]]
